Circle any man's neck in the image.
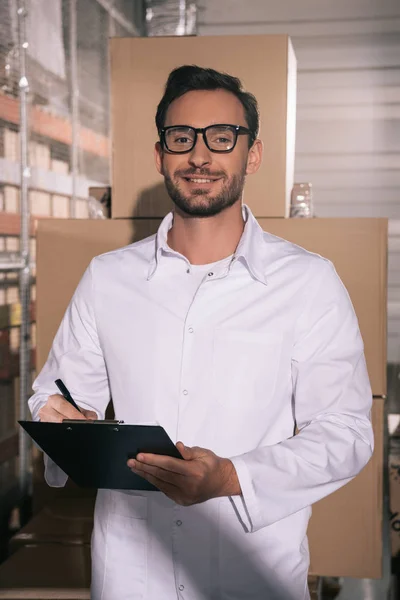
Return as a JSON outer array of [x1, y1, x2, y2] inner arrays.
[[167, 203, 245, 266]]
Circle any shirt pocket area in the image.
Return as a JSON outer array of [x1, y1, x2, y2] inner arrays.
[[102, 493, 148, 599], [212, 329, 282, 412]]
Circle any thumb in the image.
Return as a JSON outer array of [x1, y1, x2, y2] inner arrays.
[[176, 441, 193, 459], [82, 409, 98, 421]]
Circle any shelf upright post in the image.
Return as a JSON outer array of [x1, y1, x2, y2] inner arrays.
[[17, 0, 32, 500], [69, 0, 78, 217]]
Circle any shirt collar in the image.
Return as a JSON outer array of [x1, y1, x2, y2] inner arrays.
[[147, 204, 268, 286]]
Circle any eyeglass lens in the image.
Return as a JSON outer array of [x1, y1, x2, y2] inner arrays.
[[165, 126, 237, 152]]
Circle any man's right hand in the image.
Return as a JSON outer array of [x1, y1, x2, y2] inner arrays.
[[38, 394, 97, 423]]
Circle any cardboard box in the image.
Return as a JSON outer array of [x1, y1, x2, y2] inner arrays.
[[390, 435, 400, 559], [0, 302, 35, 329], [75, 199, 89, 219], [0, 544, 91, 597], [35, 217, 387, 577], [50, 158, 69, 174], [308, 398, 384, 578], [3, 186, 19, 213], [36, 218, 387, 395], [6, 286, 19, 305], [5, 236, 19, 252], [29, 141, 51, 170], [30, 191, 51, 217], [261, 218, 388, 396], [36, 219, 160, 369], [1, 127, 20, 162], [110, 35, 296, 219], [9, 497, 95, 554], [52, 194, 70, 218]]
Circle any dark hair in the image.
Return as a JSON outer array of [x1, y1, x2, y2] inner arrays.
[[155, 65, 259, 148]]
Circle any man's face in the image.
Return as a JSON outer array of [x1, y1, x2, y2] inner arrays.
[[155, 89, 261, 217]]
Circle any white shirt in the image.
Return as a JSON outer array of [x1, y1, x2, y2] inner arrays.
[[29, 204, 373, 600]]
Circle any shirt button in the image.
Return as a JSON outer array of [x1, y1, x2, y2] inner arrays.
[[179, 585, 184, 591], [188, 327, 194, 333], [183, 390, 188, 395], [208, 272, 214, 277], [176, 519, 182, 526], [186, 268, 190, 274]]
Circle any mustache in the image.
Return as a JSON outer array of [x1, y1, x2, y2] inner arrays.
[[174, 168, 226, 179]]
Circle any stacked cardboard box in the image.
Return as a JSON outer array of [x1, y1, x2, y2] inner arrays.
[[3, 34, 386, 594], [110, 35, 296, 219], [0, 127, 20, 162], [34, 215, 387, 580]]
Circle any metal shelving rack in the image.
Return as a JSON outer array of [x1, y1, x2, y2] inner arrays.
[[0, 0, 144, 516]]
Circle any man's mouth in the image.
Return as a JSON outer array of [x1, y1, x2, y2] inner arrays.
[[183, 177, 221, 184]]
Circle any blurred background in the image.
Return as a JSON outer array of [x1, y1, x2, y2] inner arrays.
[[0, 1, 399, 598]]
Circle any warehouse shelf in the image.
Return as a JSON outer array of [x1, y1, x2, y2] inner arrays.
[[0, 212, 39, 237], [0, 434, 18, 466], [0, 93, 109, 159], [0, 158, 105, 200], [0, 349, 35, 380]]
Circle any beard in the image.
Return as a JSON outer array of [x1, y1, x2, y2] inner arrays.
[[163, 166, 246, 217]]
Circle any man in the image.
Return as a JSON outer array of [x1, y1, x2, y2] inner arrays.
[[29, 65, 373, 600]]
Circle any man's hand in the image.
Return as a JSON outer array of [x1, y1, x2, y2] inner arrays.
[[38, 394, 97, 422], [127, 442, 241, 505]]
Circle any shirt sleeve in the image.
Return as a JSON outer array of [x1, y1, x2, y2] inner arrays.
[[28, 258, 111, 487], [229, 259, 374, 533]]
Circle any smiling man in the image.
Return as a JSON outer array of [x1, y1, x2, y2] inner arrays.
[[29, 66, 373, 600]]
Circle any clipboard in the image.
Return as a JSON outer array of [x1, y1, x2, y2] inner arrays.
[[19, 420, 182, 490]]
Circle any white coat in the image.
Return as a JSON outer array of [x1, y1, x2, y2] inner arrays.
[[29, 205, 374, 599]]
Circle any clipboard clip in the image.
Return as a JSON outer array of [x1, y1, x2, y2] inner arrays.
[[62, 419, 125, 424]]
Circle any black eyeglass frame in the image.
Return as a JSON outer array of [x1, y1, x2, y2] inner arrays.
[[159, 124, 255, 154]]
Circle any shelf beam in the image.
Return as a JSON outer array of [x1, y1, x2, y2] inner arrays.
[[0, 158, 105, 199], [0, 93, 109, 158]]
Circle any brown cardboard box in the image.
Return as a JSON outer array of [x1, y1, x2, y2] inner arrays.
[[50, 159, 69, 174], [30, 190, 52, 217], [110, 35, 296, 219], [29, 141, 51, 171], [1, 127, 20, 162], [0, 544, 91, 598], [390, 435, 400, 559], [261, 218, 388, 396], [3, 186, 19, 213], [52, 194, 70, 218], [35, 217, 386, 577], [36, 218, 387, 394], [9, 497, 95, 554], [308, 398, 384, 578]]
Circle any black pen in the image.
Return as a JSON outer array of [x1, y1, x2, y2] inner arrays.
[[55, 379, 82, 414]]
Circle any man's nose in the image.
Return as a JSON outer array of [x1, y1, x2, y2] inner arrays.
[[188, 134, 212, 169]]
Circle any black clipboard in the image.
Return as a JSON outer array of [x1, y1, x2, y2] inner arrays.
[[19, 420, 182, 490]]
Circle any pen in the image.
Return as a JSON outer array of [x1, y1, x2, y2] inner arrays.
[[55, 379, 82, 414]]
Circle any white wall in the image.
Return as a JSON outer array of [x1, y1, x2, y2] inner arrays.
[[197, 0, 400, 363]]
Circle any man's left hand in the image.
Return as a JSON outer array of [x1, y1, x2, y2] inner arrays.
[[127, 442, 241, 505]]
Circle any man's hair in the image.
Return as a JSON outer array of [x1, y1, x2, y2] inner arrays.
[[155, 65, 259, 147]]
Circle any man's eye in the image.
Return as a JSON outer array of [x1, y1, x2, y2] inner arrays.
[[174, 136, 192, 144], [215, 137, 231, 144]]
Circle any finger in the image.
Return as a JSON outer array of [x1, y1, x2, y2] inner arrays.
[[48, 394, 87, 420], [135, 453, 190, 476], [38, 406, 72, 423], [176, 441, 195, 460], [129, 461, 182, 486], [81, 409, 97, 420], [130, 466, 179, 497]]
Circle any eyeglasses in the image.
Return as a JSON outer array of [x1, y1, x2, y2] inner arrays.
[[159, 124, 254, 154]]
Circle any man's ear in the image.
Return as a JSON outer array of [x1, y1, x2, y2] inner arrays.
[[246, 139, 263, 175], [154, 141, 163, 175]]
